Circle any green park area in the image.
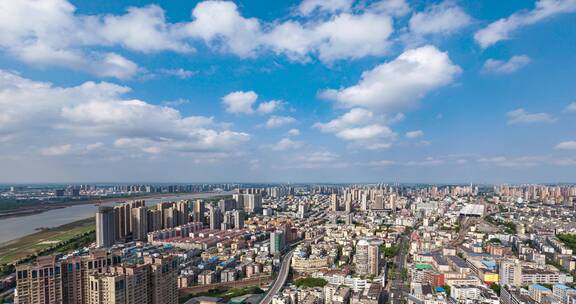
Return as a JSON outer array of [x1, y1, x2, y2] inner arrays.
[[380, 244, 400, 258], [294, 277, 328, 288], [179, 286, 264, 303], [557, 234, 576, 252], [0, 218, 95, 273]]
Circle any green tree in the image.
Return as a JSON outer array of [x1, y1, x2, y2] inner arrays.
[[489, 284, 501, 296]]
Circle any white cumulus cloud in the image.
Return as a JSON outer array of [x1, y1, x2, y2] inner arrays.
[[0, 1, 193, 78], [270, 138, 304, 151], [264, 116, 297, 128], [320, 45, 461, 112], [94, 5, 192, 53], [0, 0, 405, 75], [182, 1, 262, 57], [182, 1, 394, 63], [222, 91, 287, 115], [409, 1, 472, 35], [314, 108, 401, 149], [406, 130, 424, 139], [314, 108, 374, 133], [159, 68, 197, 79], [287, 129, 301, 136], [555, 141, 576, 150], [483, 55, 531, 74], [506, 108, 557, 124], [40, 144, 73, 156], [0, 69, 250, 157], [222, 91, 258, 114], [297, 0, 353, 16], [336, 124, 394, 141], [257, 100, 284, 114], [474, 0, 576, 48], [369, 0, 410, 17], [564, 102, 576, 112]]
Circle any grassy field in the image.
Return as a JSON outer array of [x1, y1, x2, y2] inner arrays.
[[294, 277, 328, 288], [179, 286, 264, 303], [0, 218, 94, 265]]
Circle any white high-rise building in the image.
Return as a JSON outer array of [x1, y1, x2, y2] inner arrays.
[[193, 200, 205, 223], [244, 194, 262, 214], [361, 194, 368, 211], [355, 239, 382, 276], [297, 204, 307, 219], [209, 205, 222, 230], [96, 206, 115, 248], [233, 210, 245, 229], [499, 259, 522, 286], [233, 194, 244, 210], [131, 206, 148, 241]]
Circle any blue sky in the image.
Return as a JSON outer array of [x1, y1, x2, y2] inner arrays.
[[0, 0, 575, 183]]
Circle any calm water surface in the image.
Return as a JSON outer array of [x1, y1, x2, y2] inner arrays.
[[0, 192, 230, 244]]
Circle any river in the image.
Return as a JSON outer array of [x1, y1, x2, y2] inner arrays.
[[0, 192, 230, 244]]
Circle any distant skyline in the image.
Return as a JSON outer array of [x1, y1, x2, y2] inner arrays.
[[1, 0, 575, 183]]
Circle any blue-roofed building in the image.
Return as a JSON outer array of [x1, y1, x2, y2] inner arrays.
[[531, 284, 551, 291], [481, 259, 497, 272], [529, 284, 552, 303], [554, 284, 570, 290], [553, 284, 576, 302]]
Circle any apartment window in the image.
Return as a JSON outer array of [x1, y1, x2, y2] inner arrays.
[[115, 280, 125, 290]]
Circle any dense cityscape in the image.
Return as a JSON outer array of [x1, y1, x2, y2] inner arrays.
[[1, 0, 576, 303], [0, 184, 575, 304]]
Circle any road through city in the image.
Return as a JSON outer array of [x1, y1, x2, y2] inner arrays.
[[389, 234, 409, 304], [260, 250, 294, 304]]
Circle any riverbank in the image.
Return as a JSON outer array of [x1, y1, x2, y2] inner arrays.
[[0, 218, 94, 267], [0, 192, 221, 220], [0, 192, 231, 245]]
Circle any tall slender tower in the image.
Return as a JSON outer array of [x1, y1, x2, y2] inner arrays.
[[270, 230, 285, 254], [131, 206, 148, 241], [233, 210, 245, 229], [175, 200, 189, 226], [209, 206, 222, 230], [330, 193, 339, 212], [345, 199, 353, 213], [147, 209, 162, 232], [193, 200, 206, 223], [96, 206, 115, 248]]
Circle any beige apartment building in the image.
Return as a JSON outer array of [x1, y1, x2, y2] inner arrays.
[[88, 263, 151, 304], [16, 250, 177, 304], [15, 256, 63, 304], [16, 249, 120, 304], [146, 256, 179, 304]]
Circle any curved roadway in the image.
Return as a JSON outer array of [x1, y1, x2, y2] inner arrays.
[[260, 250, 294, 304]]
